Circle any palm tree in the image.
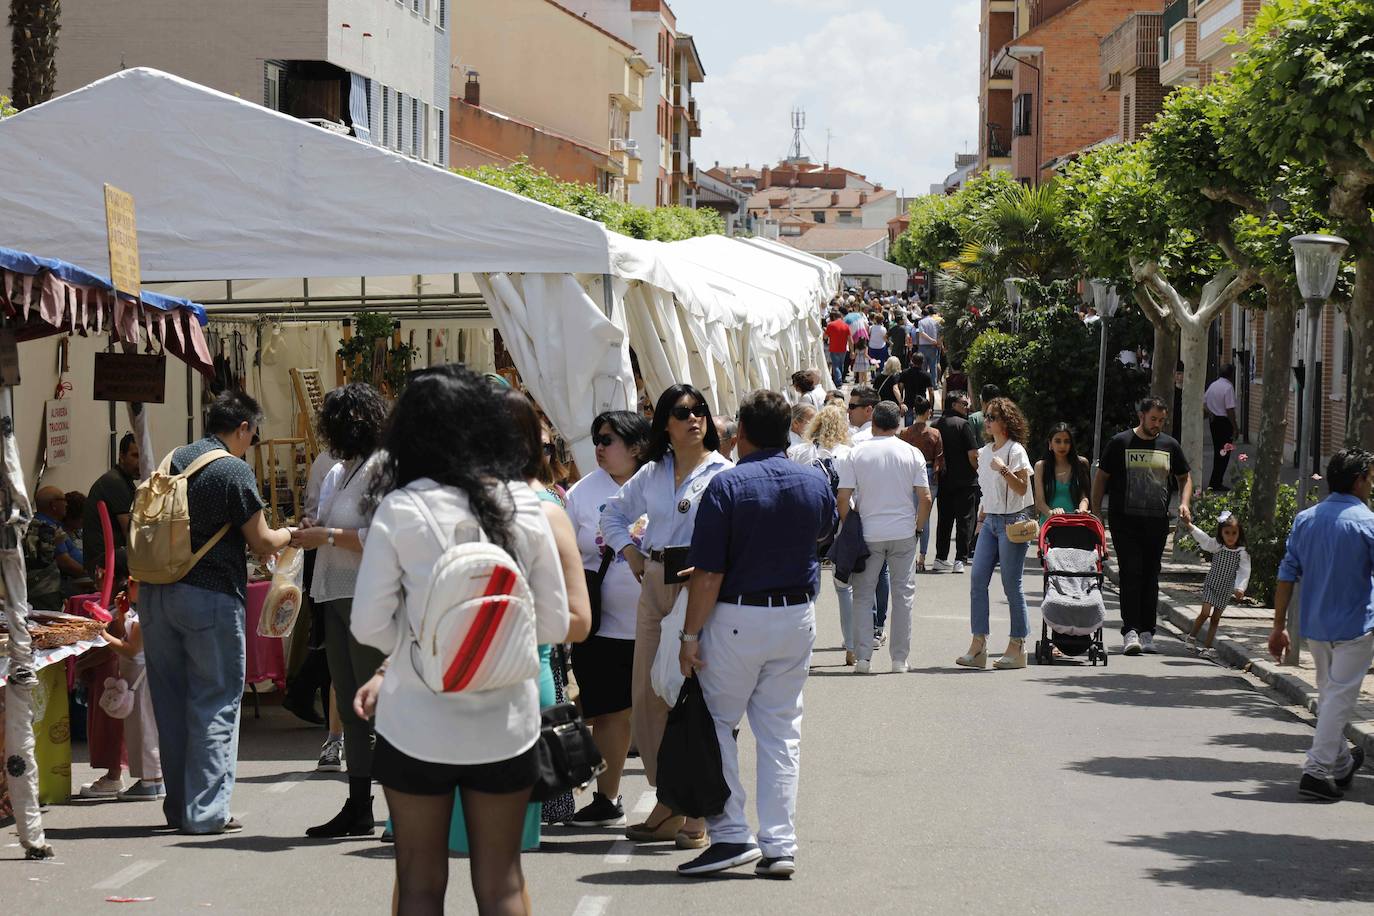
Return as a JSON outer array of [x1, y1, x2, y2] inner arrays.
[[9, 0, 60, 110]]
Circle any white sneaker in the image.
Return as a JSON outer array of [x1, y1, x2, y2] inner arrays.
[[1140, 632, 1158, 654], [1185, 635, 1197, 653], [933, 559, 954, 572], [854, 659, 872, 675], [1122, 631, 1142, 656], [1198, 646, 1216, 660], [874, 629, 887, 647], [953, 561, 966, 574], [891, 660, 909, 674]]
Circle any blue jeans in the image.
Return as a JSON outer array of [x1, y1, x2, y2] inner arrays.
[[969, 514, 1030, 639], [920, 345, 941, 381], [141, 582, 245, 833], [829, 351, 846, 387], [916, 482, 939, 556]]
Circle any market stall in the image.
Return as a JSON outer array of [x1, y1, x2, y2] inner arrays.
[[833, 251, 910, 293], [0, 246, 213, 858]]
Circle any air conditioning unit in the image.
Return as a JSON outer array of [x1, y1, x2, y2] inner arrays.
[[610, 138, 628, 151], [624, 139, 639, 155]]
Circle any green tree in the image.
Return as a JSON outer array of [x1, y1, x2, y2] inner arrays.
[[0, 94, 15, 117], [456, 159, 723, 241], [8, 0, 60, 110], [1227, 0, 1371, 446]]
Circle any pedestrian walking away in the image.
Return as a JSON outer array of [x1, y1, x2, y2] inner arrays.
[[1184, 512, 1251, 657], [824, 311, 851, 388], [917, 308, 942, 383], [602, 384, 732, 849], [1204, 364, 1238, 491], [837, 401, 932, 674], [1269, 448, 1374, 801], [957, 398, 1035, 671], [899, 395, 944, 571], [932, 391, 980, 574], [1091, 396, 1193, 656], [677, 389, 836, 878]]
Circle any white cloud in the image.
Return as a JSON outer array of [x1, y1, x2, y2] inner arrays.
[[694, 4, 979, 195]]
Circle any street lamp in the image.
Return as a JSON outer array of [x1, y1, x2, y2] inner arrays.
[[1290, 234, 1349, 508], [1090, 278, 1121, 468], [1004, 277, 1024, 333]]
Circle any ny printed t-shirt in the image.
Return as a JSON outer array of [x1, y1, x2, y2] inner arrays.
[[1100, 430, 1189, 528]]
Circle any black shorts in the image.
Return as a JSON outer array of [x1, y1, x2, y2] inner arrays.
[[373, 733, 539, 797], [571, 635, 634, 719]]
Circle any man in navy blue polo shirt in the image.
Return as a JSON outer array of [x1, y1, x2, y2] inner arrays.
[[677, 389, 836, 879]]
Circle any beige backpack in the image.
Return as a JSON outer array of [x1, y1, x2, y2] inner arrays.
[[127, 448, 234, 584]]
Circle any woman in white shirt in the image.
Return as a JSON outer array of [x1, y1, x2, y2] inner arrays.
[[289, 383, 388, 838], [600, 383, 731, 849], [957, 398, 1035, 671], [350, 366, 590, 916], [564, 410, 652, 829], [790, 369, 827, 411]]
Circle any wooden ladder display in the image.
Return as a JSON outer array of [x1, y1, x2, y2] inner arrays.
[[253, 437, 307, 528], [290, 367, 326, 461]]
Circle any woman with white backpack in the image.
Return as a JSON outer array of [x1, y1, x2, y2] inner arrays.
[[350, 366, 590, 916]]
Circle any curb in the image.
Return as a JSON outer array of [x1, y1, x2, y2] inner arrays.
[[1103, 558, 1374, 760]]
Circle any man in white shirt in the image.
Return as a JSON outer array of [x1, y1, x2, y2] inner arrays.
[[1204, 364, 1239, 491], [917, 309, 942, 383], [837, 401, 932, 674], [847, 386, 878, 443]]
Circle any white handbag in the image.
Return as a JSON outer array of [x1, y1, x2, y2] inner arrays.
[[651, 591, 689, 706]]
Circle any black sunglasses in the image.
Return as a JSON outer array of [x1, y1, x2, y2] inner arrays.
[[542, 442, 556, 457], [669, 403, 710, 421], [592, 434, 616, 447]]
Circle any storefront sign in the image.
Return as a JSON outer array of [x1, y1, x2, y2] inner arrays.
[[104, 184, 141, 297], [0, 330, 19, 386], [93, 352, 166, 403], [44, 400, 71, 467]]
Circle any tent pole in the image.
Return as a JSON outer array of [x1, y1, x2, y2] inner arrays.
[[0, 382, 53, 858], [601, 274, 614, 319]]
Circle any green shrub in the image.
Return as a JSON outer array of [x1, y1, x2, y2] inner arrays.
[[1180, 468, 1296, 606]]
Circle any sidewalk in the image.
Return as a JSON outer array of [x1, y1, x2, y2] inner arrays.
[[1103, 529, 1374, 760]]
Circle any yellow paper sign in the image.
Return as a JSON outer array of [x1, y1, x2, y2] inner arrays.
[[103, 183, 141, 296]]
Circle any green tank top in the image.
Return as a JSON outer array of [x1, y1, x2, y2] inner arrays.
[[1040, 478, 1078, 525]]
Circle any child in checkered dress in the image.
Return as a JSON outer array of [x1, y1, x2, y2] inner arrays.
[[1185, 511, 1251, 658]]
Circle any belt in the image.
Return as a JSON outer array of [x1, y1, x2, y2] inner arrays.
[[723, 592, 813, 607], [648, 549, 668, 563]]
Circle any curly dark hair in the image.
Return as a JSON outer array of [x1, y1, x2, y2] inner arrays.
[[366, 365, 523, 553], [982, 396, 1028, 445], [317, 382, 389, 461]]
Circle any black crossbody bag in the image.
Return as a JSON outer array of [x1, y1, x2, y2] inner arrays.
[[530, 645, 606, 801]]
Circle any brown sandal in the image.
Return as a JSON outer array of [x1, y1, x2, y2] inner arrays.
[[625, 813, 685, 842]]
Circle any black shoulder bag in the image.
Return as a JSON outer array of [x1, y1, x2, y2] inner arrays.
[[530, 645, 606, 801], [583, 547, 613, 638]]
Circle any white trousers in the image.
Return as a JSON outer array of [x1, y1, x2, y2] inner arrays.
[[850, 536, 917, 665], [697, 599, 814, 859], [118, 655, 163, 781], [1304, 631, 1374, 780]]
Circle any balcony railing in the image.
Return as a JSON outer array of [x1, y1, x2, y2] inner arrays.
[[1101, 12, 1163, 90]]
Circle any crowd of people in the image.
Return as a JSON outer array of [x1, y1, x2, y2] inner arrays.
[[26, 286, 1370, 913]]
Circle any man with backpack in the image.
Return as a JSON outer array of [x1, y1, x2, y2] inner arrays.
[[137, 391, 292, 834]]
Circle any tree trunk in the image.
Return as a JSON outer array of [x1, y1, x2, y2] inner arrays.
[[8, 0, 60, 110], [1347, 251, 1374, 450], [1179, 327, 1210, 490], [1150, 320, 1179, 404], [1249, 285, 1298, 523]]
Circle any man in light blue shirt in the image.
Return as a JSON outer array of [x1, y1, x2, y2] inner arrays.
[[1271, 447, 1374, 801]]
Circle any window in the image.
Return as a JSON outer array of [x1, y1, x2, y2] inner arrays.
[[437, 0, 447, 30], [264, 62, 284, 111], [437, 108, 447, 165], [381, 87, 391, 147], [1012, 93, 1033, 137], [812, 211, 827, 223], [412, 97, 422, 157], [396, 92, 406, 152]]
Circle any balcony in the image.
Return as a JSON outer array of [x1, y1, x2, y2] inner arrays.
[[627, 154, 643, 185], [1197, 0, 1249, 67], [688, 98, 701, 137], [1101, 12, 1163, 91], [1159, 0, 1199, 87]]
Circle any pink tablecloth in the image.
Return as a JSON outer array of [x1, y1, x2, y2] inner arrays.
[[65, 581, 285, 689]]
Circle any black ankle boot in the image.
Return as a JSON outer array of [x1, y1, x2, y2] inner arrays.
[[282, 687, 326, 726], [306, 796, 375, 838]]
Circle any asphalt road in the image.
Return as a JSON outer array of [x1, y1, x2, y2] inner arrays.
[[6, 560, 1373, 914]]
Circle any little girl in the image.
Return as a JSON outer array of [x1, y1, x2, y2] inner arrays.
[[99, 591, 164, 800], [1185, 511, 1251, 658]]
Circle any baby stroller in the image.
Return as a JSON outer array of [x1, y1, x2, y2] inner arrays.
[[1035, 514, 1108, 666]]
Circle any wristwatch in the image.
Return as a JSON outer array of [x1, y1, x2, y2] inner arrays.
[[326, 528, 337, 547], [679, 630, 700, 643]]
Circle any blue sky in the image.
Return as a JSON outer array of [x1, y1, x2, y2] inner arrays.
[[680, 0, 980, 195]]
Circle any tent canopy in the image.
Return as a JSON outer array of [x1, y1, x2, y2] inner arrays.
[[834, 251, 908, 291]]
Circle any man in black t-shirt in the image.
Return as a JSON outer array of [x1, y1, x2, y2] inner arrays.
[[84, 432, 140, 579], [896, 351, 935, 427], [140, 391, 292, 835], [931, 391, 981, 571], [1091, 395, 1193, 657]]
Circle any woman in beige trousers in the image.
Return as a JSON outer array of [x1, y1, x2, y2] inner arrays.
[[601, 383, 732, 850]]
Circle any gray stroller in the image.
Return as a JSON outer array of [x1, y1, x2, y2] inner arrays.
[[1035, 514, 1108, 666]]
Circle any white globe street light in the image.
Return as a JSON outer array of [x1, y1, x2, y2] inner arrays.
[[1090, 278, 1121, 468]]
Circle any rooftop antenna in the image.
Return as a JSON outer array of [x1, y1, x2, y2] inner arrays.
[[789, 107, 806, 162], [825, 127, 832, 166]]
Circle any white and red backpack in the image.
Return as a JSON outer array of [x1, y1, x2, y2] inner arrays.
[[405, 492, 539, 694]]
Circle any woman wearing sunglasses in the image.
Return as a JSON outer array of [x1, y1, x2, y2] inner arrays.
[[601, 383, 732, 850]]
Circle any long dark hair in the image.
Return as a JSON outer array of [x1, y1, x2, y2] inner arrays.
[[366, 365, 522, 553], [1040, 422, 1091, 509], [644, 384, 720, 463]]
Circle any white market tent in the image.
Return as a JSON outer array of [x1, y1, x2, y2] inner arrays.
[[0, 68, 837, 470], [834, 251, 909, 291]]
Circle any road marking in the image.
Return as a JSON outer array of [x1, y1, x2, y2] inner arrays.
[[572, 895, 611, 916], [603, 840, 635, 865], [92, 859, 164, 890], [630, 790, 656, 817], [267, 773, 310, 794]]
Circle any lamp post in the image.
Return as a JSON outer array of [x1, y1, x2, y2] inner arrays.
[[1090, 279, 1121, 468], [1004, 277, 1024, 334], [1287, 233, 1348, 666]]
